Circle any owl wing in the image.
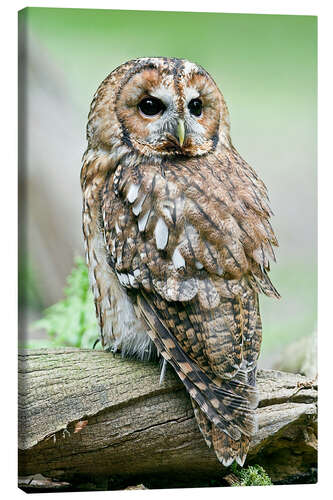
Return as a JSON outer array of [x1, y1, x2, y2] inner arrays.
[[101, 149, 278, 465]]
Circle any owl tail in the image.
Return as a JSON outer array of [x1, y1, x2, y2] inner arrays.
[[191, 398, 250, 467], [137, 292, 257, 467]]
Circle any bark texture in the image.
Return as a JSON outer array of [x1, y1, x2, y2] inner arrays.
[[18, 348, 317, 488]]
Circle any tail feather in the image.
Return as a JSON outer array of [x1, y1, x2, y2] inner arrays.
[[192, 398, 251, 467], [138, 293, 255, 438], [137, 292, 257, 467], [192, 398, 212, 448]]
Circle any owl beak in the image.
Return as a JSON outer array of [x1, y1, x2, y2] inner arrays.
[[177, 119, 185, 147]]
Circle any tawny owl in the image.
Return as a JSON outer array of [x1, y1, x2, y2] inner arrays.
[[81, 57, 279, 467]]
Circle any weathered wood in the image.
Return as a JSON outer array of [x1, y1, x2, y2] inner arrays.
[[18, 348, 317, 486]]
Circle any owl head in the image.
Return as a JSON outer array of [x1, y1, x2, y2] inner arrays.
[[87, 57, 231, 158]]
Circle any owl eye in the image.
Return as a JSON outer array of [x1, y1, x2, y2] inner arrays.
[[138, 97, 166, 117], [188, 98, 203, 117]]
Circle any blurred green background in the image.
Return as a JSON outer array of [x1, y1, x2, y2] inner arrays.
[[19, 8, 317, 367]]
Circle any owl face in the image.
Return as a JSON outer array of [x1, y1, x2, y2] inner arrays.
[[88, 58, 231, 158]]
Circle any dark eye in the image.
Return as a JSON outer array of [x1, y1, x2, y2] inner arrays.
[[138, 97, 165, 116], [188, 98, 203, 117]]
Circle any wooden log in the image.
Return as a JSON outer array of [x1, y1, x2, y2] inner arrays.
[[18, 348, 317, 488]]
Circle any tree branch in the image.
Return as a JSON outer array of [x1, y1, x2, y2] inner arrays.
[[18, 348, 317, 487]]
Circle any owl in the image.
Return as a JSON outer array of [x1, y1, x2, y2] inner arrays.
[[81, 57, 279, 467]]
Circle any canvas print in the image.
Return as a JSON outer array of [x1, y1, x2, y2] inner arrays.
[[18, 7, 317, 492]]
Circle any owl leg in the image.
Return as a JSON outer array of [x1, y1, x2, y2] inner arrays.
[[159, 358, 168, 384]]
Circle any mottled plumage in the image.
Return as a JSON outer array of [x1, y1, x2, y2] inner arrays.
[[81, 57, 279, 467]]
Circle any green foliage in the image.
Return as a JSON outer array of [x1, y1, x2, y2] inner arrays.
[[231, 464, 273, 487], [32, 257, 99, 348]]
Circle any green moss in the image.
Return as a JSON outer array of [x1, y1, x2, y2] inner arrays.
[[232, 464, 273, 487]]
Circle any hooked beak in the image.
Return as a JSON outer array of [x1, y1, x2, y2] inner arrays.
[[177, 119, 185, 147]]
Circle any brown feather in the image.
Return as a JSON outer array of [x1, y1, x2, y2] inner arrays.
[[81, 57, 279, 467]]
